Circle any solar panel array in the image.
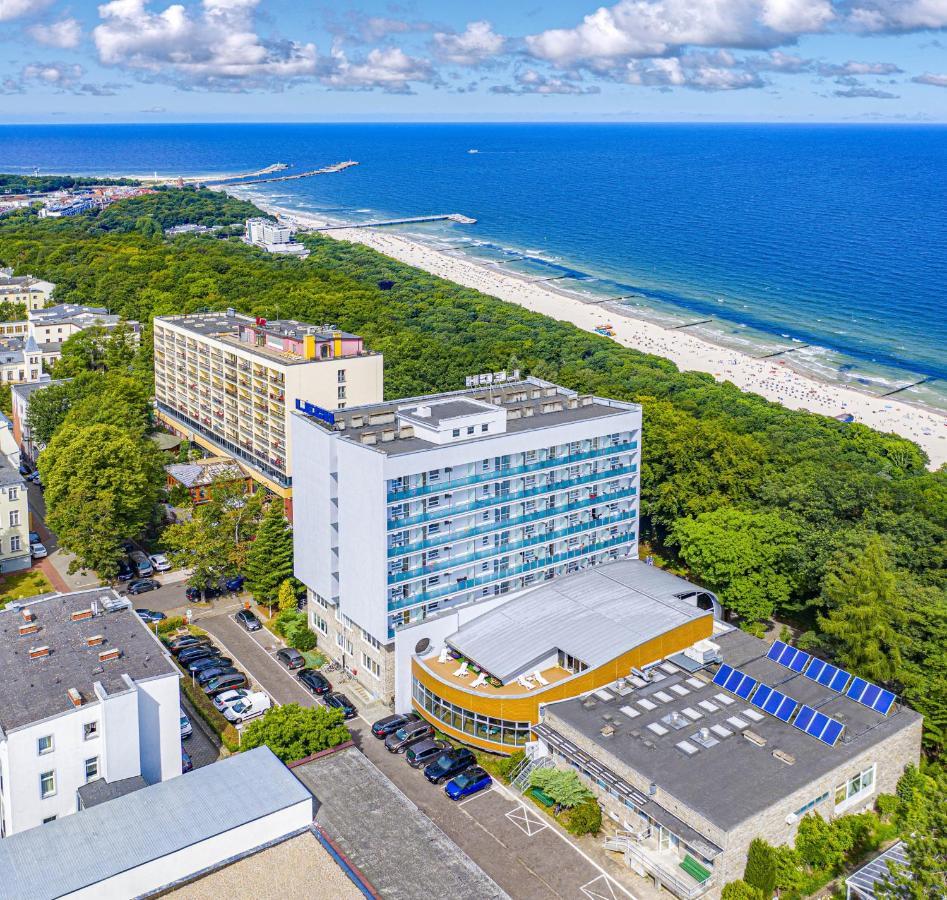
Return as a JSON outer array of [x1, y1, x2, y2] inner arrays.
[[767, 640, 897, 716], [750, 684, 798, 722], [793, 705, 845, 746], [712, 664, 757, 700]]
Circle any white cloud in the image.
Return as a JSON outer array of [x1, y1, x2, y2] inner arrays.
[[912, 71, 947, 86], [433, 20, 506, 65], [819, 59, 902, 75], [22, 61, 83, 84], [834, 84, 899, 98], [93, 0, 318, 87], [14, 60, 120, 94], [0, 0, 52, 22], [29, 17, 82, 48], [491, 68, 601, 94], [847, 0, 947, 31], [746, 49, 812, 70], [625, 53, 764, 89], [324, 45, 434, 92]]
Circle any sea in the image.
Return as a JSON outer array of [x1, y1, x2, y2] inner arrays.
[[2, 123, 945, 412]]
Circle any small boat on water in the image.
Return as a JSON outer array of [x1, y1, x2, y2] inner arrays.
[[467, 149, 480, 154]]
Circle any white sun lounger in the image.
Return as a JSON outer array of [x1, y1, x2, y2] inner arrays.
[[533, 669, 550, 686], [471, 673, 488, 688], [437, 647, 450, 664], [453, 663, 470, 677], [516, 674, 535, 690]]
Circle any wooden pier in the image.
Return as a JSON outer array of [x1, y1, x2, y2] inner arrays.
[[306, 213, 477, 232], [881, 376, 932, 397], [214, 161, 359, 186]]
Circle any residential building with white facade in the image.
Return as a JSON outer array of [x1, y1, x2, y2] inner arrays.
[[154, 311, 383, 509], [10, 379, 67, 465], [0, 272, 55, 311], [0, 335, 43, 386], [0, 456, 30, 574], [0, 589, 181, 837], [244, 217, 308, 257], [292, 376, 641, 702]]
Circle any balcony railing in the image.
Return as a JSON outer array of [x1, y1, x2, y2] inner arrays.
[[387, 441, 638, 502], [388, 510, 637, 584], [388, 533, 633, 610], [610, 838, 714, 900], [388, 489, 637, 558], [387, 464, 638, 529]]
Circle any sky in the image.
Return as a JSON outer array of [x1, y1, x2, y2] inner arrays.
[[0, 0, 945, 122]]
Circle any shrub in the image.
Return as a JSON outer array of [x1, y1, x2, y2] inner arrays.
[[744, 838, 776, 896], [288, 623, 317, 651], [495, 749, 525, 782], [564, 797, 602, 835], [273, 608, 304, 638], [875, 793, 900, 821], [157, 616, 186, 634], [241, 703, 350, 762], [529, 768, 594, 808], [721, 881, 764, 900]]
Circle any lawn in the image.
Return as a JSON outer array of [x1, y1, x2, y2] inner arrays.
[[0, 569, 54, 608]]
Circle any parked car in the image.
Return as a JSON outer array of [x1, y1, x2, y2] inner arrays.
[[149, 553, 171, 573], [127, 578, 160, 595], [135, 609, 166, 624], [372, 711, 421, 739], [223, 575, 245, 592], [297, 668, 331, 696], [405, 738, 452, 769], [213, 689, 250, 712], [445, 766, 492, 800], [385, 719, 433, 753], [276, 647, 305, 670], [181, 748, 193, 773], [186, 656, 232, 675], [19, 463, 32, 477], [222, 691, 271, 724], [324, 692, 357, 720], [168, 635, 210, 655], [186, 585, 221, 602], [129, 550, 153, 577], [28, 531, 40, 544], [235, 609, 261, 632], [120, 539, 136, 554], [116, 558, 134, 581], [30, 541, 47, 558], [424, 747, 477, 785], [177, 645, 222, 665], [28, 471, 42, 487], [180, 710, 192, 740], [196, 665, 238, 686], [203, 673, 248, 697]]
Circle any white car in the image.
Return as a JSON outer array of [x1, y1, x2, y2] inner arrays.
[[223, 691, 272, 724], [180, 710, 192, 740], [30, 541, 48, 559], [213, 689, 250, 713], [149, 553, 171, 572]]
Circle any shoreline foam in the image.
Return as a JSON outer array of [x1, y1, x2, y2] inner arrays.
[[244, 197, 947, 469]]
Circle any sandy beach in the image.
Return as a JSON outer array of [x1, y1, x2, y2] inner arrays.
[[264, 203, 947, 469]]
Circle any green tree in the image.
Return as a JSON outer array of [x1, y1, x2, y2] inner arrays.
[[772, 845, 806, 895], [240, 703, 350, 763], [564, 797, 602, 836], [277, 579, 298, 613], [818, 536, 905, 683], [720, 881, 764, 900], [0, 299, 26, 322], [40, 424, 164, 578], [529, 768, 594, 808], [25, 379, 78, 447], [743, 838, 776, 897], [672, 507, 801, 623], [794, 813, 853, 873], [244, 502, 293, 607]]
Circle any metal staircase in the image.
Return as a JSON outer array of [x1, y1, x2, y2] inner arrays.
[[510, 752, 553, 792]]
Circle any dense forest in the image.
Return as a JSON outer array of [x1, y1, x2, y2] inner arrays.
[[0, 174, 138, 195], [0, 191, 944, 755], [93, 186, 264, 233]]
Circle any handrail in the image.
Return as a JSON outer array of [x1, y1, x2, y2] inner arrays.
[[616, 839, 714, 900]]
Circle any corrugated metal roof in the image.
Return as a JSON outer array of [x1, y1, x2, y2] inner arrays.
[[845, 841, 911, 897], [0, 747, 312, 900], [448, 561, 713, 682]]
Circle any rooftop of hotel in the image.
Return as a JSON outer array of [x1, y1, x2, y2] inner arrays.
[[438, 560, 714, 685], [544, 627, 923, 832], [165, 456, 246, 488], [28, 304, 136, 329], [0, 589, 178, 732], [295, 376, 639, 457]]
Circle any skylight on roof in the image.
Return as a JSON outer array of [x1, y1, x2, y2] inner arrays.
[[653, 691, 673, 703], [620, 705, 639, 719], [637, 698, 657, 711], [670, 684, 690, 697], [698, 700, 719, 713], [686, 677, 706, 689], [647, 722, 669, 736], [676, 740, 699, 755]]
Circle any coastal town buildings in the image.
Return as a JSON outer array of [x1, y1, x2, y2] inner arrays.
[[526, 625, 922, 898], [10, 379, 67, 464], [244, 217, 309, 258], [0, 335, 43, 386], [0, 455, 30, 573], [0, 271, 54, 310], [291, 376, 641, 702], [153, 311, 383, 509], [0, 589, 182, 837], [164, 456, 250, 504]]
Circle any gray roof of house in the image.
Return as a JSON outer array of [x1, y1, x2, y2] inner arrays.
[[0, 747, 313, 900], [545, 628, 923, 832], [399, 397, 494, 427], [0, 589, 178, 732], [10, 379, 66, 403], [0, 454, 23, 488], [448, 561, 714, 682], [76, 774, 148, 808], [845, 841, 910, 897], [292, 746, 508, 900]]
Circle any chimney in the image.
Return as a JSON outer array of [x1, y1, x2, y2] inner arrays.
[[743, 729, 767, 747], [18, 622, 41, 636], [21, 608, 35, 623], [71, 608, 94, 622], [29, 646, 50, 660], [67, 688, 83, 708], [98, 648, 121, 662], [773, 749, 796, 766], [86, 635, 105, 647], [413, 405, 431, 419]]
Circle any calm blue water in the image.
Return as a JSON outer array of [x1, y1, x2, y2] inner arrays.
[[2, 123, 945, 408]]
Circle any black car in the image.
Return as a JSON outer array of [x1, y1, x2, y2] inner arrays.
[[135, 609, 166, 624], [324, 692, 357, 719], [276, 647, 306, 670], [186, 585, 222, 602], [235, 609, 261, 631], [186, 656, 232, 675], [116, 559, 134, 581], [168, 635, 210, 655], [385, 719, 434, 753], [177, 644, 221, 664], [372, 711, 421, 739], [297, 668, 331, 696], [406, 738, 452, 769], [127, 578, 160, 595], [196, 665, 238, 686], [424, 748, 477, 784]]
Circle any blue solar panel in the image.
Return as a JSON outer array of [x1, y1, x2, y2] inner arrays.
[[846, 676, 897, 716], [808, 711, 830, 738], [762, 690, 784, 715], [862, 683, 882, 708], [767, 641, 787, 662], [787, 649, 810, 673], [846, 677, 868, 702], [821, 719, 844, 746], [816, 663, 840, 687], [873, 690, 896, 715], [774, 695, 798, 721], [829, 668, 851, 692], [777, 644, 796, 666], [724, 668, 744, 692], [734, 676, 757, 700], [768, 641, 811, 673], [713, 664, 734, 687], [752, 684, 773, 709], [805, 658, 826, 682], [793, 705, 815, 732]]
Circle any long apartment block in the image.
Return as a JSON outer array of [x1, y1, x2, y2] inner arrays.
[[292, 377, 641, 702], [153, 311, 383, 500]]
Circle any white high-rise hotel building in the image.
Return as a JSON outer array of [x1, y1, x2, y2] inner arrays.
[[292, 377, 641, 702]]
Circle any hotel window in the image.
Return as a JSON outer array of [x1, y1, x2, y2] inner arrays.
[[361, 628, 381, 650], [794, 791, 830, 817], [9, 510, 19, 527], [37, 735, 54, 755], [558, 650, 588, 674], [467, 426, 475, 435], [84, 757, 99, 783], [8, 487, 16, 501], [10, 536, 19, 552], [452, 429, 460, 437], [83, 721, 99, 741], [835, 765, 876, 807], [313, 614, 328, 636], [40, 771, 56, 799], [337, 386, 346, 400], [481, 424, 489, 433], [337, 369, 346, 383], [42, 815, 57, 824], [362, 653, 380, 678]]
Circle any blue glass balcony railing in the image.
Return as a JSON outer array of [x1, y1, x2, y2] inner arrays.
[[387, 488, 637, 559], [387, 510, 638, 584], [386, 441, 638, 503], [387, 464, 638, 530], [387, 534, 634, 611]]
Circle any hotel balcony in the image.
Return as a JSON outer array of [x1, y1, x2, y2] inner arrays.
[[419, 652, 572, 698]]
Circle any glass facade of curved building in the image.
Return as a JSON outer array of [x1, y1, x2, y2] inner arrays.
[[412, 679, 531, 747]]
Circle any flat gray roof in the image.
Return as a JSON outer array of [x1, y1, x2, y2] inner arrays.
[[449, 561, 713, 683], [11, 379, 67, 403], [0, 589, 178, 732], [292, 746, 508, 900], [399, 397, 495, 427], [545, 628, 923, 832], [76, 774, 148, 808], [0, 747, 312, 900]]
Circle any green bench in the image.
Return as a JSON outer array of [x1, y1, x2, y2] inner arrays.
[[680, 855, 712, 884], [529, 787, 555, 807]]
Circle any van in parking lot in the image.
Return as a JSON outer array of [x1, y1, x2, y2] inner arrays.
[[129, 550, 153, 577]]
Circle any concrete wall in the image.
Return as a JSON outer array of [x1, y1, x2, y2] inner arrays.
[[136, 674, 184, 783]]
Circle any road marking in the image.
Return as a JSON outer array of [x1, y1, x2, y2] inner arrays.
[[506, 804, 549, 837], [581, 875, 624, 900], [456, 787, 495, 807]]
